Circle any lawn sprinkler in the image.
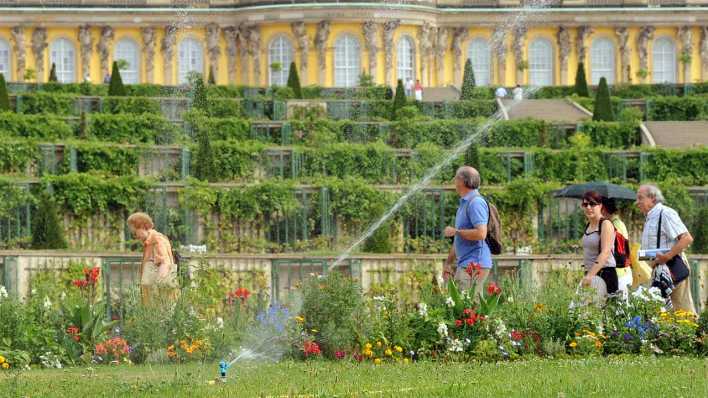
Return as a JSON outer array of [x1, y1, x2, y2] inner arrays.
[[218, 360, 231, 383]]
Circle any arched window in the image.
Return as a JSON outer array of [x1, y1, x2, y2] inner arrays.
[[50, 38, 76, 83], [653, 37, 677, 84], [590, 38, 615, 85], [0, 39, 11, 80], [528, 38, 554, 86], [334, 34, 360, 87], [178, 38, 204, 84], [114, 38, 140, 84], [397, 36, 415, 84], [467, 38, 491, 86], [268, 36, 293, 86]]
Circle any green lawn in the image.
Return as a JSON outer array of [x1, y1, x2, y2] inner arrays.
[[1, 357, 706, 397]]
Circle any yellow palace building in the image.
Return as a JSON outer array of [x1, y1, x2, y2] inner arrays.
[[0, 1, 706, 87]]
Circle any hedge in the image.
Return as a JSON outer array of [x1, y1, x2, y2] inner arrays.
[[577, 121, 640, 148], [184, 111, 251, 141], [15, 92, 77, 115], [88, 113, 175, 144], [101, 96, 162, 114], [194, 140, 266, 181], [65, 142, 140, 176], [646, 96, 708, 121], [0, 139, 39, 174], [0, 112, 74, 139]]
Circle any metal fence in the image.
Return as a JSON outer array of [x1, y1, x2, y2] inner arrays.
[[271, 258, 361, 304]]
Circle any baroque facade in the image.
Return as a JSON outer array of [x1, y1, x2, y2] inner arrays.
[[0, 1, 706, 87]]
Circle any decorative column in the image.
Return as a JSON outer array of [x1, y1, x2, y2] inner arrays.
[[223, 26, 239, 84], [382, 20, 400, 87], [557, 26, 571, 85], [434, 27, 449, 86], [31, 27, 48, 83], [97, 26, 114, 80], [161, 25, 178, 85], [418, 21, 433, 86], [206, 23, 221, 81], [512, 25, 527, 85], [10, 26, 26, 82], [701, 27, 708, 82], [315, 20, 330, 85], [615, 27, 631, 83], [238, 24, 250, 84], [247, 25, 261, 86], [78, 25, 93, 81], [678, 26, 693, 84], [451, 27, 469, 87], [363, 21, 378, 80], [141, 27, 156, 84], [291, 21, 310, 85], [576, 25, 592, 65], [637, 26, 655, 83], [492, 26, 507, 86]]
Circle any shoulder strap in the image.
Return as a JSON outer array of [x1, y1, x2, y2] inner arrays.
[[656, 209, 663, 249], [597, 218, 613, 255]]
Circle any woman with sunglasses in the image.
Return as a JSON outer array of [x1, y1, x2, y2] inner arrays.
[[580, 191, 618, 303]]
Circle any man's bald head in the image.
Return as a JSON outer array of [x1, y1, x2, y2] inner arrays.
[[455, 166, 481, 190]]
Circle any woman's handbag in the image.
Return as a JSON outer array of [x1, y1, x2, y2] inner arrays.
[[657, 210, 690, 284]]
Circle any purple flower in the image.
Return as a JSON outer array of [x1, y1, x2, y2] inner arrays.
[[623, 333, 633, 342]]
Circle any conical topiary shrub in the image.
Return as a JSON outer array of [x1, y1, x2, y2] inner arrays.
[[208, 66, 216, 85], [460, 58, 476, 100], [286, 61, 302, 99], [194, 129, 217, 182], [31, 191, 67, 249], [192, 74, 208, 111], [48, 63, 58, 82], [592, 77, 615, 121], [574, 62, 590, 97], [391, 79, 407, 120], [108, 61, 127, 96], [0, 73, 9, 111]]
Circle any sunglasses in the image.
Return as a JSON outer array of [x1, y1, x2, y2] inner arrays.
[[581, 202, 599, 208]]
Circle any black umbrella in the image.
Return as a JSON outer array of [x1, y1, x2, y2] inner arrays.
[[553, 182, 636, 201]]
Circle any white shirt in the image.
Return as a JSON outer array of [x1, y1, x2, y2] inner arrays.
[[405, 80, 414, 90], [512, 87, 523, 100], [640, 203, 689, 250], [495, 87, 508, 98]]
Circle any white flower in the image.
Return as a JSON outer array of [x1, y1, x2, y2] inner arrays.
[[60, 291, 66, 301], [0, 285, 8, 299], [216, 317, 224, 329], [464, 338, 471, 346], [418, 303, 428, 318], [647, 287, 663, 301], [445, 297, 455, 307], [448, 338, 464, 352], [437, 322, 448, 338], [43, 296, 52, 310], [507, 296, 514, 303], [373, 296, 386, 302]]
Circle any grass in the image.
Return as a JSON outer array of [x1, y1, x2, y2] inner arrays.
[[1, 357, 706, 397]]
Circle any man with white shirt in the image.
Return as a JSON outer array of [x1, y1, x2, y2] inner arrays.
[[495, 86, 508, 99], [636, 184, 695, 314]]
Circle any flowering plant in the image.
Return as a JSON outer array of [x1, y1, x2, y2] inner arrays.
[[167, 337, 211, 362], [358, 341, 406, 364], [94, 337, 131, 364], [653, 310, 699, 355]]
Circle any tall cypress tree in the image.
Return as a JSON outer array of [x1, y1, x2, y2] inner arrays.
[[194, 129, 216, 182], [31, 191, 67, 249], [192, 74, 208, 111], [391, 79, 407, 120], [286, 62, 302, 99], [574, 62, 590, 97], [0, 73, 9, 111], [48, 63, 58, 82], [592, 77, 615, 121], [208, 66, 216, 85], [108, 61, 127, 96], [460, 58, 476, 100]]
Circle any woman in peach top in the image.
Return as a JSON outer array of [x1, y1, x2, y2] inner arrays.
[[127, 212, 178, 304]]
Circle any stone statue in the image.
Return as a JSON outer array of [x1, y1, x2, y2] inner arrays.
[[31, 27, 48, 83], [418, 21, 433, 86], [141, 27, 156, 84], [11, 26, 25, 82], [315, 20, 330, 85], [238, 23, 251, 84], [97, 26, 114, 80], [701, 27, 708, 82], [363, 21, 378, 80], [207, 23, 221, 81], [247, 25, 261, 86], [615, 27, 630, 83], [557, 26, 571, 84], [223, 26, 239, 84], [161, 25, 178, 85], [291, 21, 309, 85], [78, 25, 93, 82], [513, 25, 527, 84], [451, 27, 469, 87], [435, 27, 449, 85], [382, 20, 400, 86], [637, 26, 655, 83], [576, 25, 593, 64], [492, 26, 507, 85], [678, 26, 693, 83]]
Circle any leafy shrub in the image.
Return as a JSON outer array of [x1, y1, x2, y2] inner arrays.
[[184, 110, 250, 141], [108, 62, 126, 97], [101, 96, 161, 114], [88, 113, 174, 143], [578, 121, 640, 148], [206, 98, 243, 117], [0, 140, 39, 174], [68, 143, 140, 176], [31, 191, 67, 249], [574, 62, 589, 97], [593, 77, 615, 121], [0, 112, 73, 139], [647, 96, 707, 121], [17, 92, 76, 115]]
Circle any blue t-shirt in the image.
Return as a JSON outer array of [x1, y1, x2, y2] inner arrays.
[[454, 190, 493, 269]]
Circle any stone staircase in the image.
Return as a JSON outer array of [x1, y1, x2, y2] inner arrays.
[[643, 121, 708, 148], [501, 99, 591, 123]]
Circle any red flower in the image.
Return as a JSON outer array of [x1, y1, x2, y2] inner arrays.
[[353, 353, 363, 362], [455, 319, 463, 327], [465, 262, 482, 278], [85, 267, 100, 284], [95, 343, 107, 356], [303, 341, 321, 357], [66, 325, 79, 335], [463, 308, 475, 316], [511, 330, 524, 342], [72, 279, 88, 288], [73, 335, 81, 342], [234, 287, 251, 301], [335, 351, 346, 360], [465, 317, 475, 326], [486, 282, 501, 296]]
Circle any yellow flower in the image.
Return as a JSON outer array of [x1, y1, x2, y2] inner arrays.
[[569, 341, 578, 348], [364, 343, 372, 350], [533, 304, 545, 312], [0, 355, 5, 364], [373, 358, 382, 365], [394, 346, 403, 353], [594, 340, 602, 349], [376, 341, 382, 348], [403, 358, 409, 364], [295, 316, 305, 323], [363, 349, 373, 357], [384, 349, 392, 357], [1, 363, 8, 369]]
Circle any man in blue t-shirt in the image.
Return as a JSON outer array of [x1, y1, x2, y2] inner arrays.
[[443, 166, 492, 296]]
